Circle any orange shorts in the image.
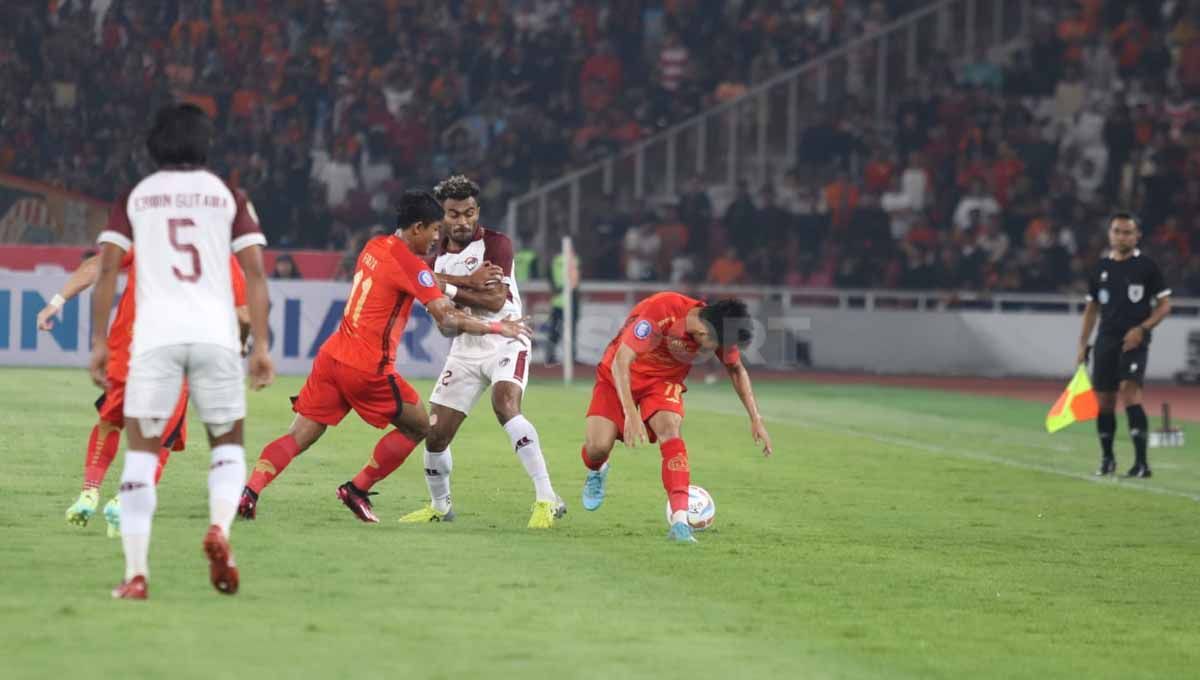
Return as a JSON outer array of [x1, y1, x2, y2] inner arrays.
[[292, 350, 420, 429], [95, 377, 189, 452], [585, 370, 685, 443]]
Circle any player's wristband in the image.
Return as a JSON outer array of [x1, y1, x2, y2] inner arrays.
[[488, 321, 504, 334], [444, 282, 458, 300], [49, 294, 66, 310]]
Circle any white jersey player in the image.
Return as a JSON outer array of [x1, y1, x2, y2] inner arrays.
[[89, 104, 274, 600], [398, 175, 565, 528]]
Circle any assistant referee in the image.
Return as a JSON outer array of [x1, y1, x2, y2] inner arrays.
[[1075, 213, 1172, 478]]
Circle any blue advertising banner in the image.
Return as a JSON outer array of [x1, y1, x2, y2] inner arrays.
[[0, 273, 451, 377]]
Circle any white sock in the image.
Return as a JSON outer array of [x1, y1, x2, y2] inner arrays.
[[504, 415, 556, 503], [208, 444, 246, 536], [423, 447, 453, 513], [118, 451, 158, 581], [671, 510, 689, 525]]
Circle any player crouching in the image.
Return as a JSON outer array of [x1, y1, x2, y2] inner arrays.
[[580, 295, 773, 543]]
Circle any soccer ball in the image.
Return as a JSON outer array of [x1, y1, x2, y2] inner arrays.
[[665, 485, 715, 530]]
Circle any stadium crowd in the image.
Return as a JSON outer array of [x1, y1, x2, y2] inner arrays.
[[597, 0, 1200, 297], [0, 0, 916, 252], [3, 0, 1199, 296]]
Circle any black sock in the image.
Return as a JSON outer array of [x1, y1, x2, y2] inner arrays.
[[1126, 405, 1149, 465], [1097, 411, 1116, 459]]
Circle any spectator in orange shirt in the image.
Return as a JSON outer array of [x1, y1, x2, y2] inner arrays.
[[990, 143, 1025, 206], [708, 246, 747, 284], [1154, 216, 1192, 258], [1112, 7, 1150, 76], [1056, 5, 1091, 64], [862, 149, 895, 194], [580, 41, 622, 113], [823, 170, 860, 230]]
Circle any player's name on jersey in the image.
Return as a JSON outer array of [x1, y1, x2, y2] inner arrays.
[[134, 193, 230, 211]]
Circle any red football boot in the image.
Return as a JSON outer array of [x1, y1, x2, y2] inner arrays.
[[111, 575, 148, 600], [202, 525, 239, 595], [336, 482, 380, 523]]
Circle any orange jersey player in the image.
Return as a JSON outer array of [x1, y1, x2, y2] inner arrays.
[[579, 292, 773, 543], [239, 190, 532, 523], [40, 249, 249, 537]]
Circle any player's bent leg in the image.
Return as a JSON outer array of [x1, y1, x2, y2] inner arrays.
[[492, 383, 564, 527], [1120, 381, 1151, 478], [69, 420, 123, 528], [582, 416, 619, 511], [400, 403, 466, 523], [240, 415, 328, 520], [648, 411, 696, 544]]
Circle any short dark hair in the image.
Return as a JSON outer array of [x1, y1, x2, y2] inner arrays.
[[1110, 211, 1140, 229], [146, 103, 212, 166], [699, 298, 754, 348], [396, 190, 444, 228], [433, 174, 481, 202]]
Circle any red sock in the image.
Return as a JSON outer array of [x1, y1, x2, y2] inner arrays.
[[154, 448, 170, 485], [82, 424, 121, 491], [352, 430, 417, 491], [581, 445, 608, 471], [247, 434, 302, 494], [660, 438, 690, 515]]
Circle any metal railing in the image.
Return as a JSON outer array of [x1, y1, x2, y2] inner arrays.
[[506, 0, 1032, 262]]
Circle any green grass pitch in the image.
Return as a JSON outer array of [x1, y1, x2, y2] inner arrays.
[[2, 367, 1199, 679]]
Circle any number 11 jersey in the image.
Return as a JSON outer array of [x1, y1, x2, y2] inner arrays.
[[319, 234, 444, 375], [98, 169, 266, 357]]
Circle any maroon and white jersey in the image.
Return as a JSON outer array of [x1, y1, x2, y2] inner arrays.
[[434, 226, 525, 357], [97, 169, 266, 356]]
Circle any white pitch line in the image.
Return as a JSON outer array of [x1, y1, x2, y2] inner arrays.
[[693, 403, 1200, 503]]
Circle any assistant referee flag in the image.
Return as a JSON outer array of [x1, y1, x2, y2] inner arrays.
[[1046, 365, 1100, 433]]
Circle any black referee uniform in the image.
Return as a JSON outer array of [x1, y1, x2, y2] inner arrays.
[[1085, 248, 1170, 476]]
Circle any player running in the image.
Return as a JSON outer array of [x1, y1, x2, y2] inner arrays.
[[91, 103, 274, 599], [238, 190, 532, 523], [39, 250, 248, 538], [396, 175, 565, 529], [579, 293, 773, 543]]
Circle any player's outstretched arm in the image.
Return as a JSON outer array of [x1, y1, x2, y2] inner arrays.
[[726, 357, 773, 457], [88, 245, 124, 388], [426, 297, 531, 340], [234, 244, 275, 390], [1076, 300, 1099, 365], [38, 254, 100, 330], [613, 343, 650, 447]]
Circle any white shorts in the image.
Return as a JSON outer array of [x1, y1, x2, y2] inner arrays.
[[429, 344, 531, 415], [125, 343, 245, 437]]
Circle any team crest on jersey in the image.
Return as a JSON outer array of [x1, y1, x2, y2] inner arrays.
[[1128, 284, 1144, 302], [464, 256, 479, 270], [1100, 271, 1108, 282], [418, 270, 435, 288], [1098, 289, 1110, 304], [634, 320, 653, 339]]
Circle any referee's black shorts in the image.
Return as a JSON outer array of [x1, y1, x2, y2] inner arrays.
[[1092, 332, 1149, 392]]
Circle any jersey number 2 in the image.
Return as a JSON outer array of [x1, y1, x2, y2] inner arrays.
[[168, 218, 201, 282], [344, 270, 375, 328]]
